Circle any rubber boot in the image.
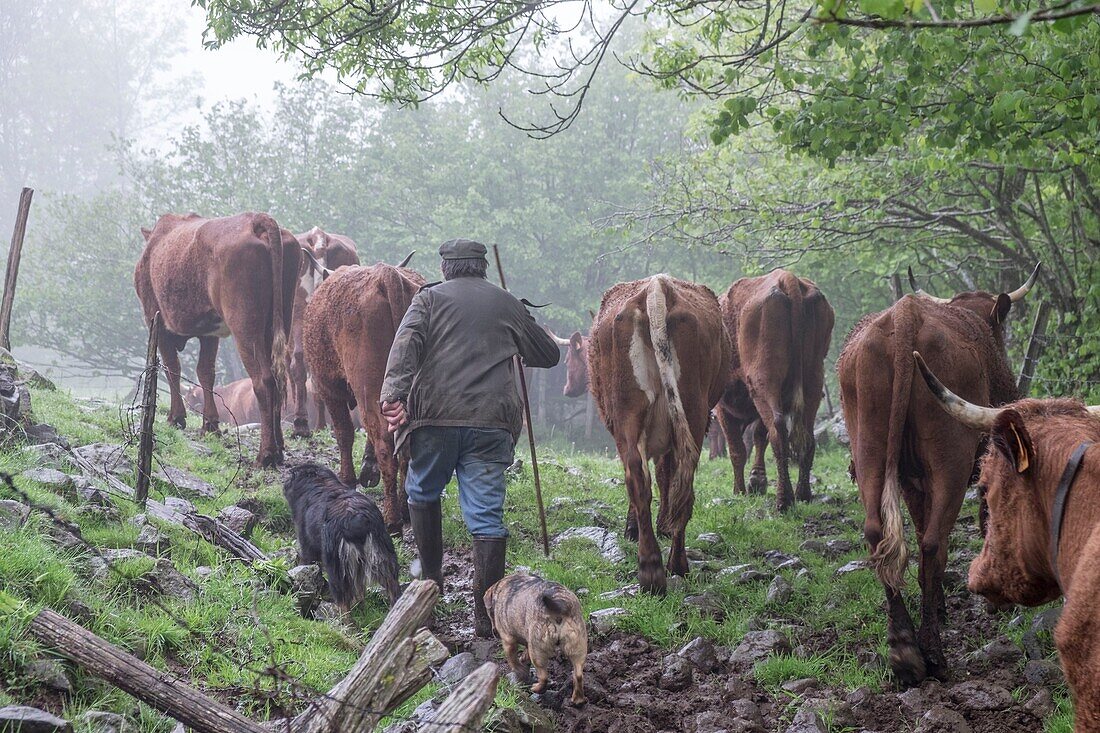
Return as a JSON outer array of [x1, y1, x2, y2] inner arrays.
[[472, 536, 507, 638], [408, 501, 444, 592]]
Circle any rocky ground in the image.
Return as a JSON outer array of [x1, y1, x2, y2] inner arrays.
[[0, 371, 1073, 733]]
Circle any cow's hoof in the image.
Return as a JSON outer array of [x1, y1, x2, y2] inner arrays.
[[257, 450, 283, 469], [359, 464, 381, 488], [775, 495, 794, 513], [639, 562, 667, 595], [168, 416, 186, 430], [889, 644, 927, 688], [748, 473, 768, 495], [666, 552, 689, 578], [201, 421, 220, 435], [655, 518, 673, 539], [293, 420, 311, 439], [385, 519, 403, 537], [795, 485, 813, 503], [624, 522, 639, 542]]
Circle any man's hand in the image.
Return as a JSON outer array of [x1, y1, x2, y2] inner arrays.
[[381, 400, 408, 433]]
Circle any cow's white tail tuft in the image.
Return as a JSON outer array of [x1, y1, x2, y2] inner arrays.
[[875, 473, 909, 591]]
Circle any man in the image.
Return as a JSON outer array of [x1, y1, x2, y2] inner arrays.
[[380, 238, 560, 637]]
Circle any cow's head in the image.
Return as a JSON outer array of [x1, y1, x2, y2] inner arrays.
[[908, 263, 1041, 340], [301, 226, 330, 262], [548, 328, 590, 398], [184, 384, 204, 414], [914, 351, 1100, 609]]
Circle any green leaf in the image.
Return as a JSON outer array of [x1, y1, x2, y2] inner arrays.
[[974, 0, 997, 13]]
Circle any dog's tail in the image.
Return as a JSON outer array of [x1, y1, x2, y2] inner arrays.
[[321, 507, 402, 608], [541, 588, 573, 622]]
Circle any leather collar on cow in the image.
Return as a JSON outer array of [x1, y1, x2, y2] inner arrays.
[[1050, 441, 1093, 589]]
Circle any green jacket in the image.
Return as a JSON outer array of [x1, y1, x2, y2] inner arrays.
[[380, 277, 560, 449]]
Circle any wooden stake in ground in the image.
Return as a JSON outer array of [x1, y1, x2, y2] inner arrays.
[[0, 187, 33, 352], [135, 311, 161, 506], [491, 244, 550, 557]]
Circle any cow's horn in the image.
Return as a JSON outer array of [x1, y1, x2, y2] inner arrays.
[[397, 250, 415, 268], [1007, 262, 1042, 303], [907, 266, 951, 304], [545, 327, 570, 347], [913, 351, 1001, 430]]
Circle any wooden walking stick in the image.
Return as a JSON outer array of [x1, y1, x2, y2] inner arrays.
[[492, 245, 550, 556]]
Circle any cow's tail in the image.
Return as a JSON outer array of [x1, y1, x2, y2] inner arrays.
[[783, 273, 808, 460], [646, 275, 699, 525], [875, 297, 916, 592], [256, 214, 289, 402]]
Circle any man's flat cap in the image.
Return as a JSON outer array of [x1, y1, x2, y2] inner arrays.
[[439, 238, 488, 260]]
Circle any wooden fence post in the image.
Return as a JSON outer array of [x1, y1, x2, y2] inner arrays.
[[0, 187, 34, 352], [1017, 301, 1051, 396], [135, 312, 161, 506]]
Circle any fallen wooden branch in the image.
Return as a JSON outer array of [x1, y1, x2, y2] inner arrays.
[[291, 579, 444, 733], [419, 662, 500, 732], [28, 607, 268, 733], [66, 449, 268, 562], [27, 580, 456, 733]]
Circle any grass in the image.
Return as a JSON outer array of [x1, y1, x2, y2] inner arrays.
[[0, 384, 1078, 730]]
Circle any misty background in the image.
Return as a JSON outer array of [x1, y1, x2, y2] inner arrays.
[[1, 0, 1094, 447]]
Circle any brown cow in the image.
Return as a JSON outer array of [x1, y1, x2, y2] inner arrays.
[[914, 355, 1100, 731], [134, 212, 299, 467], [837, 264, 1039, 685], [184, 377, 363, 430], [714, 270, 835, 511], [289, 227, 361, 437], [586, 275, 730, 593], [303, 262, 426, 532]]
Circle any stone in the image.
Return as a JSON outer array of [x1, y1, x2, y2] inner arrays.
[[22, 369, 56, 391], [782, 678, 821, 695], [438, 652, 481, 685], [666, 575, 686, 593], [20, 468, 74, 497], [72, 443, 131, 477], [914, 706, 972, 733], [1023, 659, 1064, 687], [89, 549, 151, 580], [26, 423, 66, 447], [718, 563, 755, 578], [0, 499, 30, 530], [730, 630, 791, 666], [696, 532, 722, 546], [683, 592, 724, 620], [73, 477, 113, 508], [897, 687, 926, 715], [785, 708, 827, 733], [824, 539, 855, 556], [217, 505, 257, 537], [193, 566, 214, 581], [948, 680, 1013, 711], [1024, 688, 1055, 718], [76, 711, 135, 733], [0, 706, 72, 732], [968, 637, 1023, 672], [763, 550, 798, 567], [590, 607, 629, 634], [737, 570, 771, 584], [147, 558, 198, 602], [598, 584, 640, 600], [413, 699, 436, 722], [155, 466, 215, 499], [135, 524, 169, 556], [313, 601, 348, 626], [1023, 607, 1062, 659], [658, 654, 693, 691], [289, 564, 325, 613], [728, 699, 763, 726], [24, 443, 70, 468], [505, 458, 523, 477], [846, 686, 873, 707], [775, 557, 806, 571], [678, 636, 720, 672], [164, 497, 196, 515], [803, 699, 857, 729], [24, 659, 72, 694], [836, 559, 871, 575], [552, 526, 624, 563], [0, 367, 32, 424], [767, 575, 793, 604]]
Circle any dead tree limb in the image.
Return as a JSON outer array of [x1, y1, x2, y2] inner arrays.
[[291, 579, 443, 733], [135, 311, 161, 506], [418, 662, 500, 732], [28, 608, 269, 733]]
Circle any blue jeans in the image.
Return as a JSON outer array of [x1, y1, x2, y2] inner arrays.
[[405, 426, 514, 538]]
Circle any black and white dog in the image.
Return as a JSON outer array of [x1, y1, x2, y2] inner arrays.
[[283, 463, 401, 609]]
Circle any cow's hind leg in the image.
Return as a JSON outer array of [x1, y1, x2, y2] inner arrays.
[[747, 420, 769, 495], [371, 432, 403, 534], [160, 336, 188, 429], [196, 336, 220, 434], [794, 413, 816, 503], [327, 398, 358, 487], [290, 343, 311, 438], [766, 411, 795, 512], [912, 476, 963, 682], [655, 454, 673, 538], [619, 436, 664, 594], [717, 408, 749, 495]]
